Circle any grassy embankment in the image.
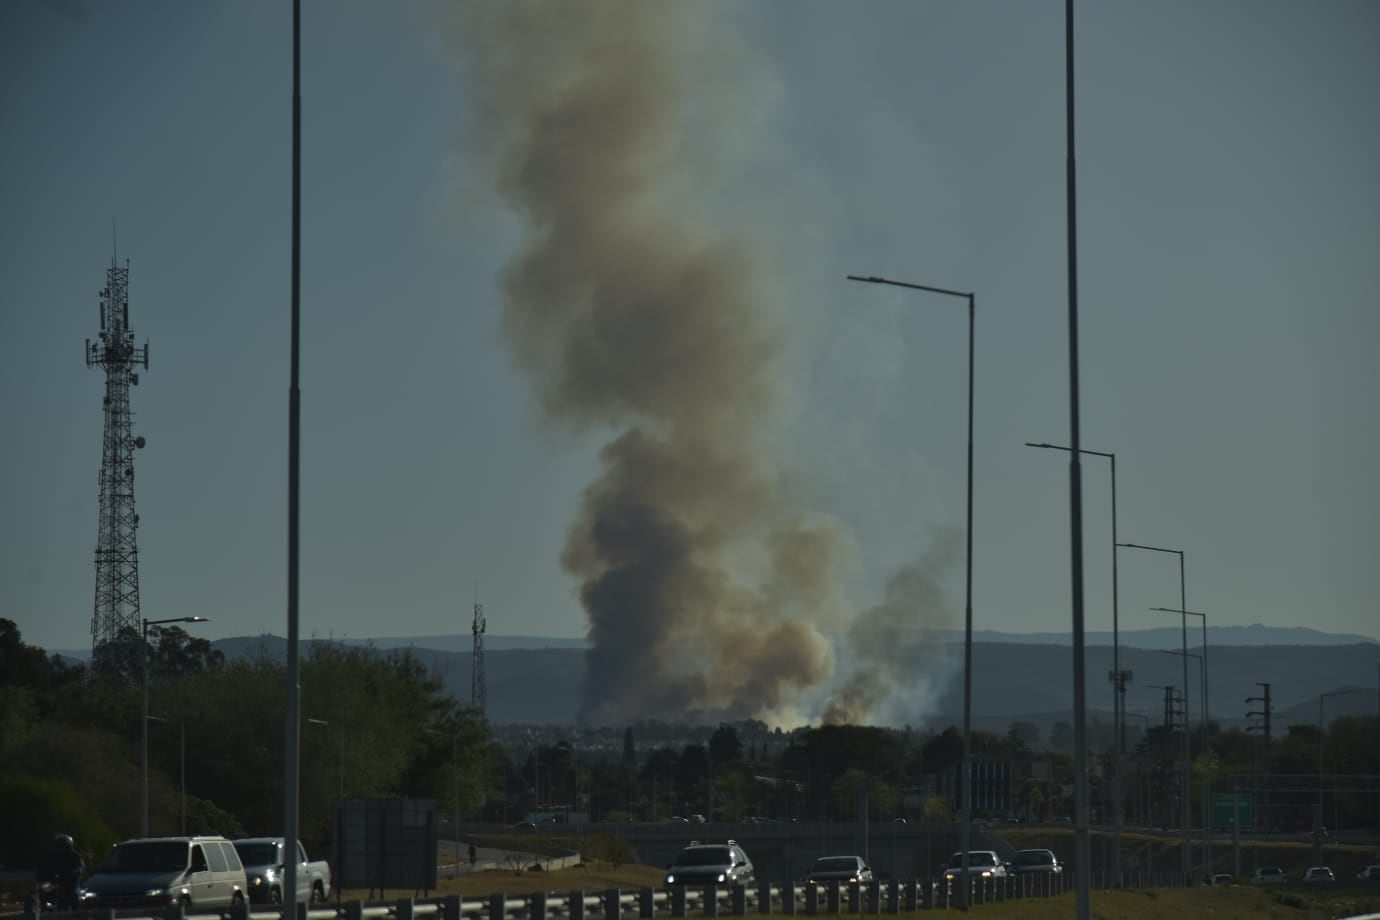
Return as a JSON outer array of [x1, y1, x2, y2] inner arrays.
[[995, 826, 1378, 881]]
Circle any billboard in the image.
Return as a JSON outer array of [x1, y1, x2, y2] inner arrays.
[[334, 798, 438, 893]]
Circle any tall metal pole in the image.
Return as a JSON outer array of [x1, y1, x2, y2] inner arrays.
[[141, 619, 149, 837], [1121, 545, 1189, 878], [453, 734, 461, 879], [1199, 652, 1208, 875], [283, 0, 303, 916], [961, 290, 975, 910], [1109, 454, 1121, 884], [1177, 555, 1191, 882], [1064, 1, 1090, 915], [846, 274, 975, 905], [1024, 442, 1120, 883], [1153, 606, 1211, 876]]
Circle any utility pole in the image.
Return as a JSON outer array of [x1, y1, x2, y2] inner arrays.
[[472, 590, 486, 718], [1246, 683, 1272, 839]]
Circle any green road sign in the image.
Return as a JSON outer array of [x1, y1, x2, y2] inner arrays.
[[1213, 792, 1254, 829]]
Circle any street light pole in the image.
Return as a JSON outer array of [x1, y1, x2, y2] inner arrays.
[[141, 616, 207, 837], [1026, 442, 1122, 883], [1153, 606, 1211, 875], [1118, 542, 1190, 880], [847, 273, 975, 905]]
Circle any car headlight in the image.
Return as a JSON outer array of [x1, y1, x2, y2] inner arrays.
[[849, 877, 858, 883], [716, 873, 725, 883], [145, 889, 167, 897], [665, 874, 675, 885], [981, 871, 991, 878], [251, 878, 262, 887]]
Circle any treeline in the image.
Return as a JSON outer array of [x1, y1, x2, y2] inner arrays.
[[5, 617, 1376, 870], [0, 619, 490, 869]]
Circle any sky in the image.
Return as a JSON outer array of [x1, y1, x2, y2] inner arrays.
[[4, 0, 1377, 696]]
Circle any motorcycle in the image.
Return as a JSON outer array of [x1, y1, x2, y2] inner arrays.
[[27, 880, 82, 917]]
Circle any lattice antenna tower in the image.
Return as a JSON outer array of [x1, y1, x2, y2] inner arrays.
[[471, 587, 486, 718], [85, 249, 149, 678]]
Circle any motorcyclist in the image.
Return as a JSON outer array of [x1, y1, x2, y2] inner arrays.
[[34, 834, 84, 912]]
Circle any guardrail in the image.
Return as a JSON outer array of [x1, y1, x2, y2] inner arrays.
[[31, 873, 1201, 920]]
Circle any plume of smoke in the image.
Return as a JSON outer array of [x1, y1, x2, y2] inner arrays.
[[821, 530, 962, 726], [454, 1, 850, 724]]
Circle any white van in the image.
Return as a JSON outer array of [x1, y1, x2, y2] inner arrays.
[[81, 836, 248, 911]]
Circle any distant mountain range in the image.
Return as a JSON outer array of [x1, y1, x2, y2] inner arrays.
[[47, 623, 1375, 663], [46, 628, 1377, 732], [963, 624, 1379, 647]]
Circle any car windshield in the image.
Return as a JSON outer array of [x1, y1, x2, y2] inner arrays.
[[1016, 852, 1052, 866], [100, 842, 188, 873], [948, 852, 995, 868], [812, 858, 859, 872], [674, 847, 731, 867], [234, 843, 279, 866]]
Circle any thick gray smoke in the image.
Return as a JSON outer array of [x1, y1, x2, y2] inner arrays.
[[821, 531, 962, 726], [455, 2, 849, 724]]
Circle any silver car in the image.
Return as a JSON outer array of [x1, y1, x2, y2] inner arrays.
[[806, 856, 873, 884], [664, 841, 755, 887]]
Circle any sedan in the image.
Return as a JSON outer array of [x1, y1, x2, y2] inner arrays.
[[806, 856, 873, 884]]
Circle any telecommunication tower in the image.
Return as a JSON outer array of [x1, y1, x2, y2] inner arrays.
[[85, 255, 149, 678], [471, 593, 486, 717]]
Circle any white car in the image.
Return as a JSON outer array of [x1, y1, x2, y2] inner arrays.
[[1302, 866, 1335, 882], [1252, 866, 1286, 885], [944, 851, 1007, 881], [1357, 865, 1380, 880]]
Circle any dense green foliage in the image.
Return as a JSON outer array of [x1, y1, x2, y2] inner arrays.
[[0, 619, 492, 865], [6, 616, 1377, 869]]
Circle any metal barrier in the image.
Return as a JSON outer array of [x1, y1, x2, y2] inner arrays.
[[33, 873, 1205, 920]]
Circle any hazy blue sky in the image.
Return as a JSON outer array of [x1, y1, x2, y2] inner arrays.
[[5, 0, 1377, 667]]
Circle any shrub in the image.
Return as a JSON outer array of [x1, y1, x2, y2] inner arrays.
[[0, 772, 118, 869]]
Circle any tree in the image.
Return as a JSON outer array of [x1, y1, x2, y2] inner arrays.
[[830, 768, 897, 819], [676, 744, 710, 801], [783, 725, 906, 786], [922, 796, 954, 824], [920, 727, 963, 774], [622, 727, 636, 771], [1008, 720, 1041, 750], [708, 724, 743, 765], [148, 626, 224, 677]]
